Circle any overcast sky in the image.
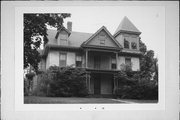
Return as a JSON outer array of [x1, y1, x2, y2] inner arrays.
[[58, 6, 165, 57]]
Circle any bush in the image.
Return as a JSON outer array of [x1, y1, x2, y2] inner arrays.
[[115, 83, 158, 100], [33, 66, 88, 97], [114, 71, 158, 100]]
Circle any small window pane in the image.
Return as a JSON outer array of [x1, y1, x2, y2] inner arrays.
[[124, 38, 129, 49], [60, 53, 66, 67], [131, 42, 137, 49], [60, 54, 66, 60], [125, 58, 131, 66], [111, 58, 116, 64], [76, 55, 82, 61]]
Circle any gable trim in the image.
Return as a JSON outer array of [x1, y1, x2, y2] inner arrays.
[[55, 27, 71, 39], [81, 26, 122, 49]]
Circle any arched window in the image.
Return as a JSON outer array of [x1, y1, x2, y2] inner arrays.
[[124, 38, 129, 49]]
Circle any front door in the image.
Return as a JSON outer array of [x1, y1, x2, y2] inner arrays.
[[94, 73, 101, 95]]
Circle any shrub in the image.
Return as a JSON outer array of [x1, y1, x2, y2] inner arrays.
[[33, 66, 88, 97], [114, 71, 158, 100]]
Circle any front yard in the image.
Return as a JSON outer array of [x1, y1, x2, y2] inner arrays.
[[24, 96, 158, 104]]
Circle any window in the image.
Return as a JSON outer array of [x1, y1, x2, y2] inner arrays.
[[59, 53, 67, 67], [99, 34, 106, 45], [124, 38, 129, 49], [111, 57, 117, 69], [125, 58, 131, 66], [60, 34, 67, 41], [131, 42, 137, 49], [100, 39, 105, 44], [76, 55, 82, 67]]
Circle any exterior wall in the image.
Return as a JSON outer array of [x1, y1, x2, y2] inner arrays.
[[131, 57, 140, 71], [46, 53, 50, 69], [39, 59, 46, 71], [118, 56, 140, 71], [66, 52, 76, 66], [118, 56, 125, 70], [101, 74, 112, 94], [87, 30, 118, 48], [46, 50, 76, 69]]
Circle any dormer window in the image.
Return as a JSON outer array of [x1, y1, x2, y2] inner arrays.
[[124, 38, 129, 49], [131, 42, 137, 49], [60, 34, 67, 41]]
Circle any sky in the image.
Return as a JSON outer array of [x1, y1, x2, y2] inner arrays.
[[58, 6, 165, 57]]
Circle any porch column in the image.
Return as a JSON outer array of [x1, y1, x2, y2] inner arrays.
[[86, 72, 91, 94], [85, 49, 88, 68], [88, 73, 91, 93], [116, 52, 118, 70], [113, 74, 116, 94]]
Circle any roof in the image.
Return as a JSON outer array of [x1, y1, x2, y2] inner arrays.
[[114, 16, 141, 36], [46, 29, 93, 47]]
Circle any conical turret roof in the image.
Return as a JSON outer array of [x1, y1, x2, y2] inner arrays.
[[114, 16, 141, 36]]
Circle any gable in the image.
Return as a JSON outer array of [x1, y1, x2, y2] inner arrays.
[[87, 30, 119, 48], [82, 26, 122, 49]]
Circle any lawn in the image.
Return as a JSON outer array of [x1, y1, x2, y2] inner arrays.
[[24, 96, 158, 104]]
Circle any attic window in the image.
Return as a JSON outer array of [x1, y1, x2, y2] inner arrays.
[[100, 39, 105, 44], [99, 34, 106, 45], [124, 38, 129, 49], [60, 34, 67, 41]]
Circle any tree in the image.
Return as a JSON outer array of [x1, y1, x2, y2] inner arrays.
[[24, 13, 71, 71], [139, 39, 158, 82]]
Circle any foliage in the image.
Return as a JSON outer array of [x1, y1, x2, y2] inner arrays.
[[24, 13, 71, 72], [115, 84, 158, 100], [26, 72, 35, 80], [139, 39, 158, 84], [33, 66, 88, 97]]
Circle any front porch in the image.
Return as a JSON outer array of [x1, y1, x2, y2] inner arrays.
[[85, 70, 119, 96]]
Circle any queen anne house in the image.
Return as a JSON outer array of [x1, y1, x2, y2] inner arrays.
[[39, 16, 142, 95]]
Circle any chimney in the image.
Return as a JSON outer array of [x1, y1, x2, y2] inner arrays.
[[67, 21, 72, 31]]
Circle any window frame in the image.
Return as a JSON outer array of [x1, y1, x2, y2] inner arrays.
[[75, 54, 82, 67], [124, 38, 130, 49], [111, 56, 117, 69], [125, 57, 131, 66], [59, 52, 67, 67], [131, 42, 137, 49]]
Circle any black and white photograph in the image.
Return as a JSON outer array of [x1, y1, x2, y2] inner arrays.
[[1, 1, 179, 120], [23, 7, 161, 104]]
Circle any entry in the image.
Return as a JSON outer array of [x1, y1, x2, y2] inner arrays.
[[94, 73, 101, 95]]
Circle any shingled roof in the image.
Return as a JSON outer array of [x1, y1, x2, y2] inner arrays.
[[46, 29, 93, 47], [114, 16, 141, 36]]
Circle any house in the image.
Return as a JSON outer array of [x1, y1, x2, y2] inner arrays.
[[39, 16, 142, 95]]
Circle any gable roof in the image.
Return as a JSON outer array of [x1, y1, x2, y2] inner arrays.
[[46, 29, 93, 47], [81, 26, 122, 49], [114, 16, 141, 37], [55, 27, 71, 39]]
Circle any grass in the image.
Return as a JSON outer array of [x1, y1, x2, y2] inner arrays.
[[24, 96, 158, 104]]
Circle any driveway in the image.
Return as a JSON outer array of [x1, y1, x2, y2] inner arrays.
[[24, 96, 157, 104]]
